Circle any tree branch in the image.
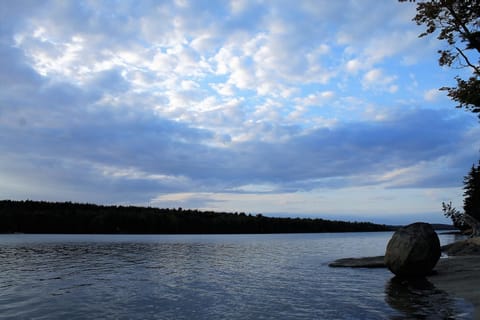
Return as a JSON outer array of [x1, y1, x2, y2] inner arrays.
[[445, 4, 472, 38], [456, 47, 480, 74]]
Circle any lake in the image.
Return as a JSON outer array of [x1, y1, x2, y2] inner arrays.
[[0, 232, 473, 319]]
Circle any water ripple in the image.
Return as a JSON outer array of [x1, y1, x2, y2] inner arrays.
[[0, 232, 472, 319]]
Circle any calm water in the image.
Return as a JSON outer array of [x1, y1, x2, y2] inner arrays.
[[0, 232, 473, 319]]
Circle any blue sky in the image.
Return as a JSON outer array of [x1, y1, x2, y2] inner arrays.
[[1, 0, 479, 224]]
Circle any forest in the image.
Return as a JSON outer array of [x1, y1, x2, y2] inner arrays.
[[0, 200, 393, 234]]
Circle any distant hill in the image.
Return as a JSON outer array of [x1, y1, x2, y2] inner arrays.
[[383, 223, 457, 232], [431, 223, 458, 231], [0, 200, 393, 234]]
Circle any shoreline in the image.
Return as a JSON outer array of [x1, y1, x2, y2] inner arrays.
[[431, 237, 480, 317], [428, 256, 480, 317], [330, 237, 480, 318]]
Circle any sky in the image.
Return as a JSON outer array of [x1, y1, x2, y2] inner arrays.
[[1, 0, 479, 225]]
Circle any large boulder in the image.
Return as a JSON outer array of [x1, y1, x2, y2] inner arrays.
[[384, 222, 441, 277]]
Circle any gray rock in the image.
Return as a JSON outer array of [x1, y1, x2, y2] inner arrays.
[[329, 256, 386, 268], [384, 222, 441, 277], [442, 237, 480, 256]]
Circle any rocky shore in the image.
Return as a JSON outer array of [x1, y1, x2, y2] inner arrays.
[[330, 237, 480, 317]]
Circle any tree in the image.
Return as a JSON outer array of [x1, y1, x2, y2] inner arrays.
[[402, 1, 480, 232], [441, 162, 480, 233], [400, 0, 480, 116], [442, 201, 467, 229], [463, 162, 480, 220]]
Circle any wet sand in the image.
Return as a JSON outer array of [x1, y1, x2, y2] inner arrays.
[[431, 237, 480, 316], [428, 256, 480, 317]]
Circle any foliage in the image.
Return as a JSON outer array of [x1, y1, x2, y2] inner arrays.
[[402, 1, 480, 228], [463, 162, 480, 220], [0, 200, 392, 234], [441, 201, 466, 229], [441, 162, 480, 229], [400, 0, 480, 115]]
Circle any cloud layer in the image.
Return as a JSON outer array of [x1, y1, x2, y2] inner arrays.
[[1, 0, 478, 223]]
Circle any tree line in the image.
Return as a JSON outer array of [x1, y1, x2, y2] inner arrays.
[[0, 200, 392, 234]]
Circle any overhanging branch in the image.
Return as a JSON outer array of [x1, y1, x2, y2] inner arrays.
[[456, 47, 480, 74]]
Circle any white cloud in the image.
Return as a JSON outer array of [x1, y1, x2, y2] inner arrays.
[[0, 0, 474, 222], [362, 68, 398, 93], [147, 185, 461, 222], [424, 88, 442, 102], [345, 58, 363, 74], [295, 91, 336, 107], [364, 69, 383, 83], [362, 31, 421, 65], [210, 82, 235, 96], [229, 0, 249, 14]]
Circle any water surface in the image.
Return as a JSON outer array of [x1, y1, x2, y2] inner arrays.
[[0, 232, 472, 319]]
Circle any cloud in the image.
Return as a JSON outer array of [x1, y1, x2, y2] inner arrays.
[[0, 0, 477, 219], [362, 68, 398, 93], [423, 88, 444, 102]]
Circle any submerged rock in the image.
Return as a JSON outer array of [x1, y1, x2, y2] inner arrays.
[[328, 256, 386, 268], [384, 222, 440, 277]]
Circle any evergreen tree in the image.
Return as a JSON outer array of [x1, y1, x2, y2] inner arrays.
[[463, 161, 480, 220]]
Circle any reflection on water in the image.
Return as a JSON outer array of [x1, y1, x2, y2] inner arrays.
[[385, 277, 473, 319], [0, 233, 473, 319]]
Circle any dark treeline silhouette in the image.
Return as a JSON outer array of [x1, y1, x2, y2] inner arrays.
[[0, 200, 393, 234]]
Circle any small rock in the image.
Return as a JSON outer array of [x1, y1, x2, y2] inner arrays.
[[384, 222, 441, 277]]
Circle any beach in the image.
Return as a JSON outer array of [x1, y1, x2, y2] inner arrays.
[[429, 256, 480, 316], [428, 238, 480, 317]]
